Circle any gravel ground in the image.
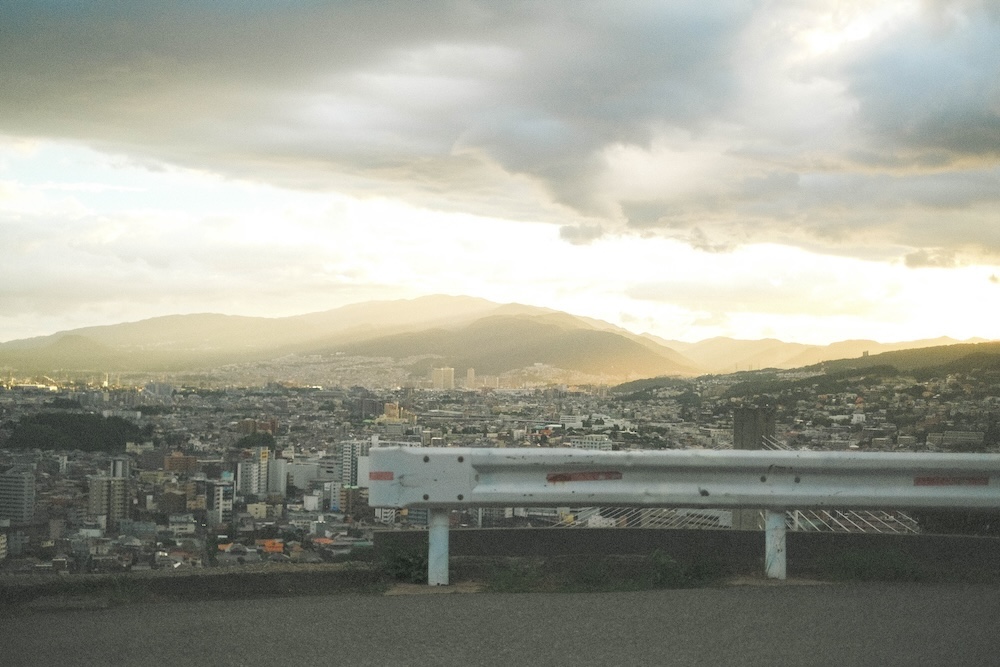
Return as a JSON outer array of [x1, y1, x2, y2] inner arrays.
[[3, 581, 999, 667]]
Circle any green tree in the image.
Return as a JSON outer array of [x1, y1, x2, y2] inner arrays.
[[5, 423, 75, 450], [7, 413, 141, 452], [235, 432, 276, 449]]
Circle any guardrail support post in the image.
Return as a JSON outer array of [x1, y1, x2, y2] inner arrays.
[[428, 508, 450, 586], [764, 509, 787, 580]]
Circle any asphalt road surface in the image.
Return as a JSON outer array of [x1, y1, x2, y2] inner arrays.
[[4, 582, 999, 666]]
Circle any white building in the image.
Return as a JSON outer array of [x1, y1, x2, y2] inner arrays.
[[253, 447, 270, 492], [288, 461, 321, 489], [236, 461, 261, 495], [168, 514, 198, 536], [337, 438, 374, 486], [568, 434, 613, 451], [206, 481, 234, 527], [268, 457, 288, 496]]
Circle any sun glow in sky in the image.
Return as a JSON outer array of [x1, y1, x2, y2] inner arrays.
[[2, 2, 999, 345]]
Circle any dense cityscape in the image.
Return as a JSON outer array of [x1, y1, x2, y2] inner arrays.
[[2, 356, 997, 574], [5, 3, 1000, 662]]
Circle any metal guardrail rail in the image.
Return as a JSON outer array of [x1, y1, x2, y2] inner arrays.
[[369, 447, 1000, 584]]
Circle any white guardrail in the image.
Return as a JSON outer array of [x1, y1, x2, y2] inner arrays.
[[368, 447, 1000, 584]]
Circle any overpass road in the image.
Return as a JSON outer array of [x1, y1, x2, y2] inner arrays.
[[3, 582, 999, 666]]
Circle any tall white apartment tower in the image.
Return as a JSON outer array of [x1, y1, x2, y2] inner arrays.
[[206, 480, 234, 527], [236, 461, 261, 495], [268, 457, 288, 496], [337, 439, 373, 486], [253, 447, 270, 492]]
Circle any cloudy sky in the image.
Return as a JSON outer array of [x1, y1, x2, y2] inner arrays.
[[2, 1, 999, 345]]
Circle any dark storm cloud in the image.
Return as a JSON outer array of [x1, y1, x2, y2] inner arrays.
[[1, 1, 998, 261], [623, 165, 1000, 260], [844, 1, 1000, 162], [0, 1, 752, 214]]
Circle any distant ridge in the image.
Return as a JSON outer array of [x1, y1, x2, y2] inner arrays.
[[815, 340, 1000, 375], [0, 295, 994, 383], [327, 312, 697, 378], [650, 334, 988, 374], [0, 297, 693, 380]]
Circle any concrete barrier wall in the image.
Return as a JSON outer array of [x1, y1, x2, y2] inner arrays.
[[786, 531, 1000, 577], [374, 528, 1000, 577]]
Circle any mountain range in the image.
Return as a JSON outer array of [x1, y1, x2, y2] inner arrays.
[[0, 295, 992, 384]]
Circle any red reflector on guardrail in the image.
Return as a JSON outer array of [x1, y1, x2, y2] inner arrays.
[[914, 476, 988, 486], [369, 471, 394, 481], [546, 471, 623, 483]]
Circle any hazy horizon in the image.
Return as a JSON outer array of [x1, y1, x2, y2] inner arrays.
[[2, 3, 999, 346], [0, 294, 992, 349]]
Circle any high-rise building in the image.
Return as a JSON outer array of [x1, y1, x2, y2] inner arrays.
[[268, 457, 288, 496], [356, 398, 383, 419], [206, 480, 234, 527], [431, 367, 455, 390], [338, 486, 370, 520], [236, 460, 261, 495], [0, 467, 35, 524], [337, 439, 373, 486], [88, 476, 128, 529], [109, 456, 131, 479], [466, 368, 475, 388], [253, 446, 270, 491]]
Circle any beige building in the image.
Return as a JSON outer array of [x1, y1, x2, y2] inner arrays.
[[88, 476, 128, 530], [431, 367, 455, 390]]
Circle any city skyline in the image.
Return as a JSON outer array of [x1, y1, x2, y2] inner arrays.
[[2, 2, 999, 345]]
